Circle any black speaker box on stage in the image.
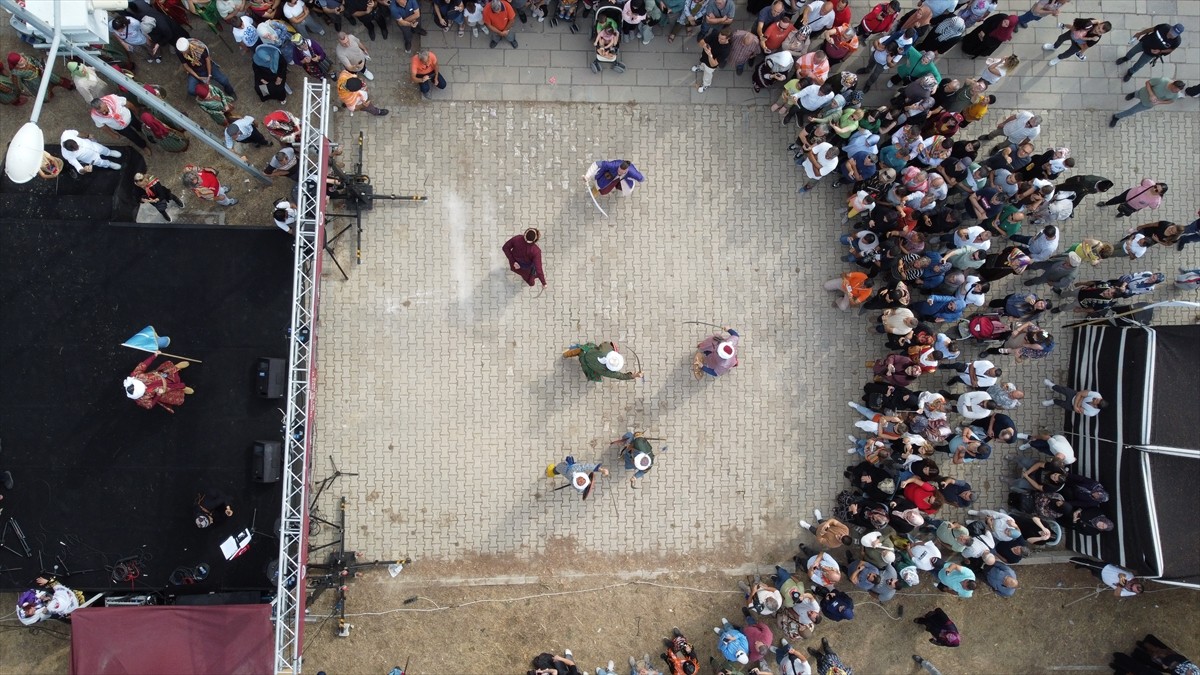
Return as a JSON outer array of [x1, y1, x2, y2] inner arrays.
[[252, 441, 282, 483], [255, 357, 286, 399]]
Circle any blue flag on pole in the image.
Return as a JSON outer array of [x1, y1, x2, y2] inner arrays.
[[122, 325, 162, 353]]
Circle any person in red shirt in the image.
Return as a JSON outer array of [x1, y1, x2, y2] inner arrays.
[[857, 0, 899, 36], [410, 49, 447, 99], [831, 0, 851, 28], [483, 0, 518, 48], [501, 228, 546, 287], [762, 14, 795, 52], [181, 164, 238, 206]]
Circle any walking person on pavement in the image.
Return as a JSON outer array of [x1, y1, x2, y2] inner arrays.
[[485, 0, 519, 48], [181, 164, 237, 206], [693, 326, 739, 378], [502, 228, 546, 288], [390, 0, 427, 53], [1043, 16, 1110, 65], [335, 71, 389, 115], [1117, 23, 1183, 82], [799, 508, 853, 550], [1014, 0, 1067, 32], [562, 342, 643, 382], [1109, 78, 1186, 127], [798, 141, 839, 193], [133, 172, 185, 222], [1097, 178, 1167, 217]]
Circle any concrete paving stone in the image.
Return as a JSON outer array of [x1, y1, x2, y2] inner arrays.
[[442, 47, 505, 65], [504, 49, 532, 66], [518, 66, 548, 84], [469, 64, 523, 83]]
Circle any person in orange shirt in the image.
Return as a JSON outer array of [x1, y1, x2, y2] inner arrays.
[[410, 49, 447, 99], [795, 49, 830, 84], [824, 271, 872, 311], [483, 0, 518, 48], [335, 69, 389, 115]]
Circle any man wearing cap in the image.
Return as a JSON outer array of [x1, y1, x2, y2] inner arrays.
[[616, 431, 655, 487], [124, 353, 194, 413], [335, 70, 389, 115], [547, 455, 609, 498], [176, 37, 237, 98], [1118, 23, 1184, 82], [693, 326, 739, 379], [562, 341, 642, 381], [501, 228, 546, 288]]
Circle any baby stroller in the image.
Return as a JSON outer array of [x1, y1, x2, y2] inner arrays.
[[590, 2, 627, 73]]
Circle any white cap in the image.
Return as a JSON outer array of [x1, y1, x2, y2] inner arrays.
[[633, 452, 652, 471], [571, 472, 591, 491], [599, 351, 624, 372], [717, 341, 736, 360], [899, 566, 920, 586], [175, 37, 191, 52], [123, 377, 146, 399]]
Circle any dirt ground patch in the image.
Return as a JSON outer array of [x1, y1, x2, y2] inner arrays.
[[5, 563, 1196, 675]]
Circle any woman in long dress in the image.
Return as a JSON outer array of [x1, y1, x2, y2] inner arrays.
[[959, 12, 1016, 59], [6, 52, 73, 99], [252, 43, 290, 103], [194, 81, 237, 125], [0, 62, 25, 106]]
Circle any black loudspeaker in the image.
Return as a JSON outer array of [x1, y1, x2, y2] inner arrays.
[[252, 441, 282, 483], [255, 357, 286, 399]]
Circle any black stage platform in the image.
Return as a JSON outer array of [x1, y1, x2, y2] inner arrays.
[[0, 220, 291, 594], [0, 145, 143, 222]]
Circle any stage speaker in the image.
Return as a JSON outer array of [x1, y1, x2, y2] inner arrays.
[[255, 357, 286, 399], [252, 441, 282, 483]]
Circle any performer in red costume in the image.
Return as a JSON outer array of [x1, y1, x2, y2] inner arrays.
[[123, 353, 194, 413]]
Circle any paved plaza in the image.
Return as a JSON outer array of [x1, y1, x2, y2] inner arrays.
[[315, 100, 1199, 573], [310, 0, 1200, 577]]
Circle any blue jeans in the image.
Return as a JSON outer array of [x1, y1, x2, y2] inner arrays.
[[1016, 9, 1040, 28], [774, 565, 791, 589], [186, 63, 236, 98], [419, 72, 447, 94], [1120, 42, 1157, 75]]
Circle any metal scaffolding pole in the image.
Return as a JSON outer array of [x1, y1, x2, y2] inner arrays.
[[0, 0, 271, 184]]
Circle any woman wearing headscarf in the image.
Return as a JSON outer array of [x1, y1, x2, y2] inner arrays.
[[291, 32, 332, 79], [252, 43, 290, 102], [138, 84, 191, 152], [0, 60, 25, 106], [65, 61, 107, 104], [6, 52, 73, 99], [914, 608, 961, 647], [959, 12, 1016, 59], [919, 12, 965, 53]]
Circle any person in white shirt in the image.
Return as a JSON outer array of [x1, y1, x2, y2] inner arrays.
[[89, 94, 149, 150], [804, 551, 842, 588], [17, 577, 80, 625], [907, 539, 942, 571], [1070, 558, 1143, 597], [946, 359, 999, 388], [951, 224, 992, 252], [969, 508, 1021, 541], [981, 110, 1041, 149], [1017, 432, 1074, 464], [798, 142, 838, 193], [954, 390, 995, 419], [955, 274, 988, 307], [110, 15, 159, 62], [59, 129, 122, 173], [1042, 379, 1104, 416], [284, 0, 327, 37], [273, 200, 298, 234]]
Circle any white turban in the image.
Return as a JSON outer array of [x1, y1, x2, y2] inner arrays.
[[599, 351, 624, 372], [123, 377, 146, 400]]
